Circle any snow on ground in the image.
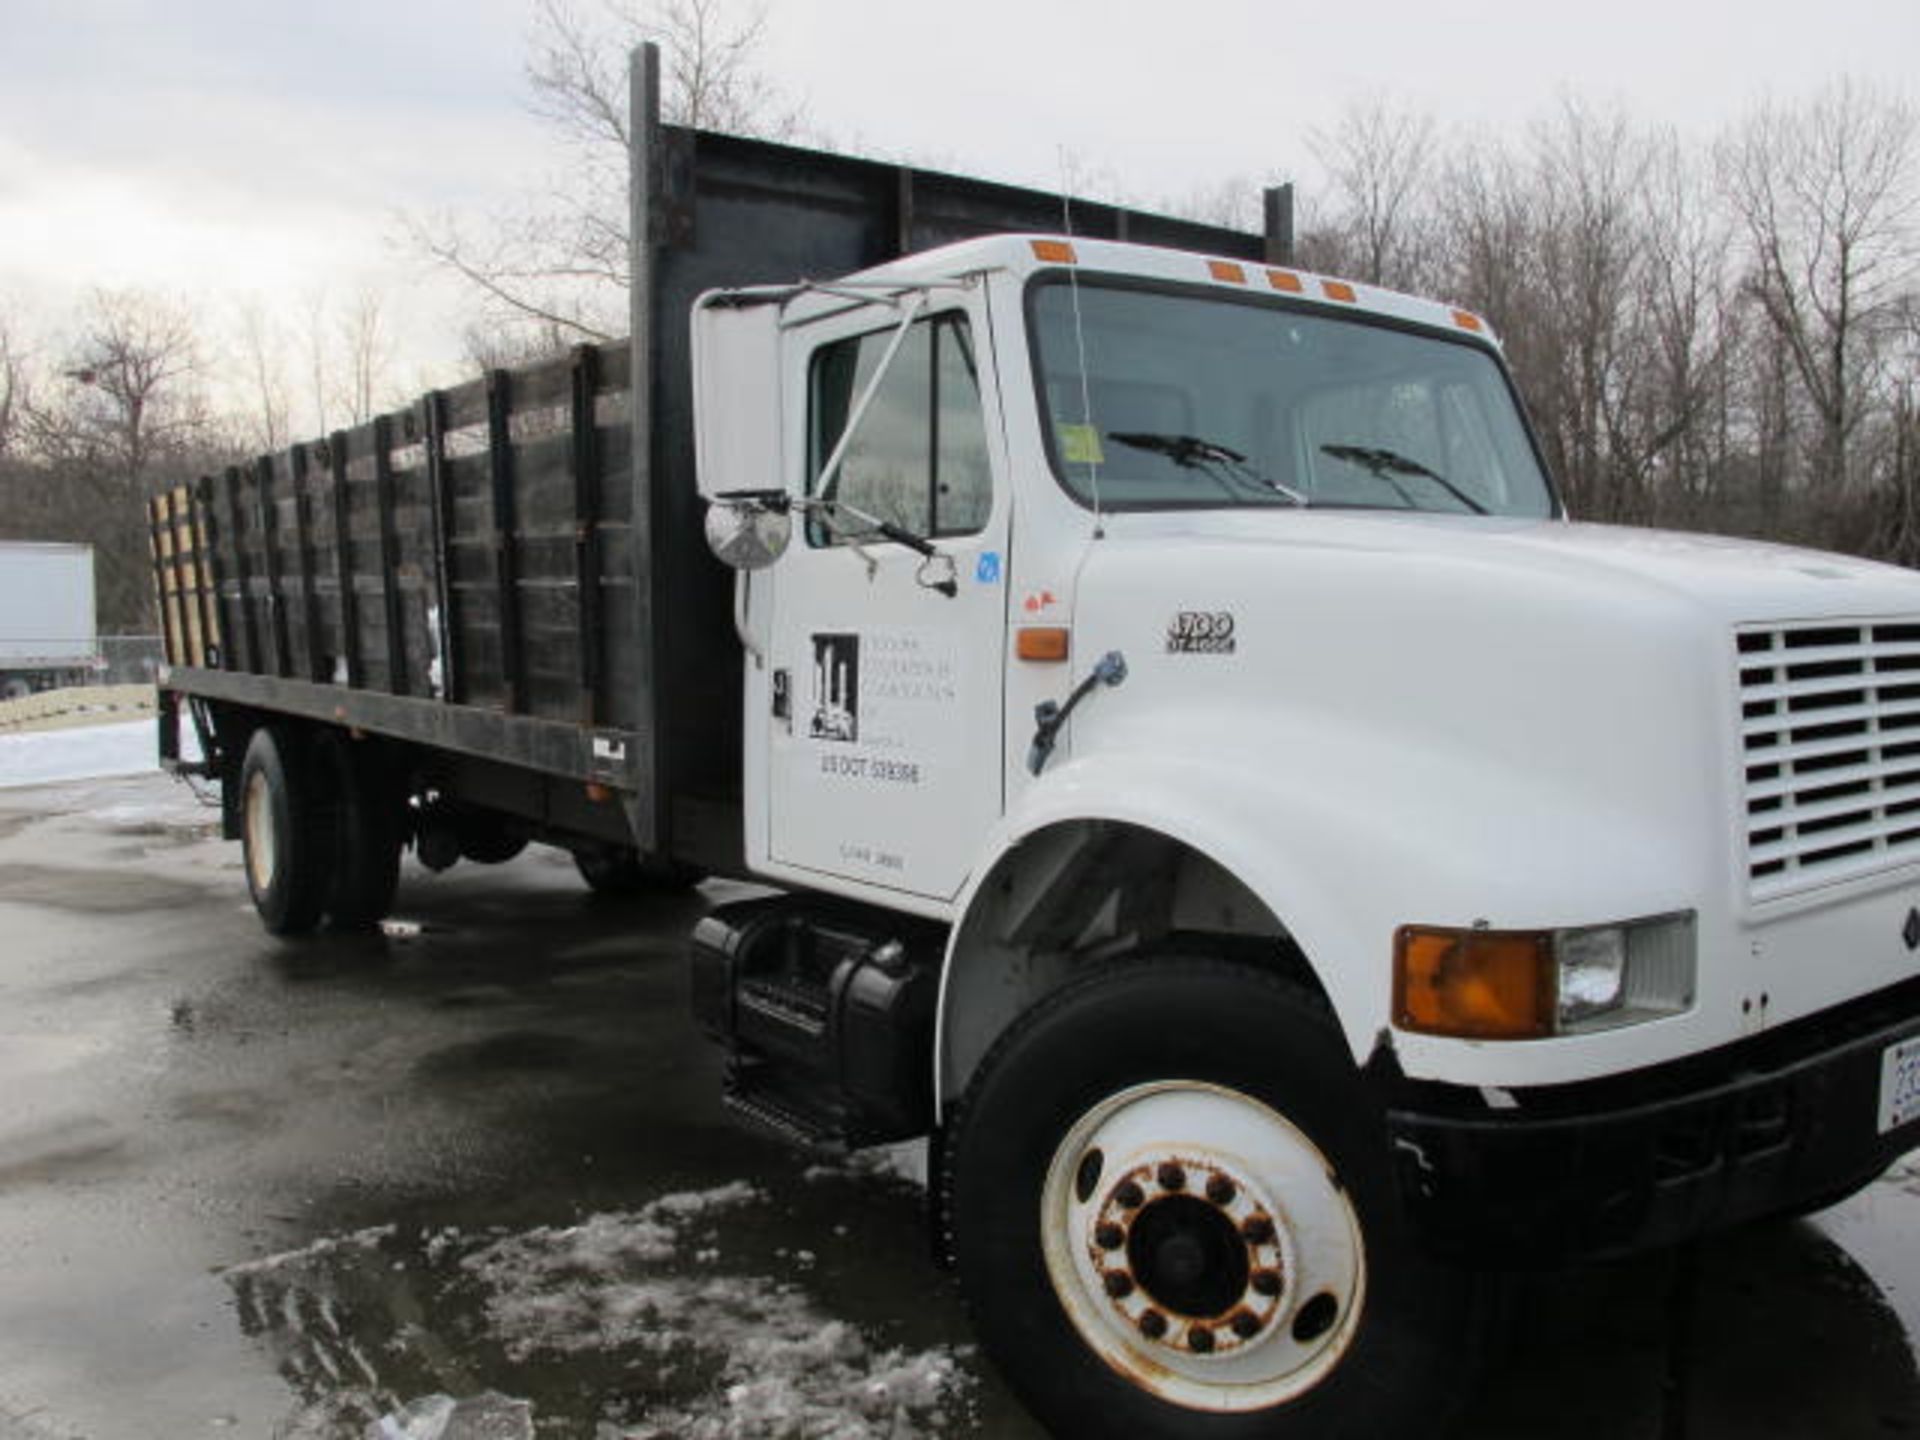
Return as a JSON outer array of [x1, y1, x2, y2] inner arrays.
[[0, 717, 160, 789], [226, 1181, 973, 1440]]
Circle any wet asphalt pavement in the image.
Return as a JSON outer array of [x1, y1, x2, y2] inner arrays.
[[0, 765, 1916, 1439]]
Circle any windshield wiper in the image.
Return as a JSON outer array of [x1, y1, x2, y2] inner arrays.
[[1319, 444, 1488, 515], [1108, 432, 1309, 506]]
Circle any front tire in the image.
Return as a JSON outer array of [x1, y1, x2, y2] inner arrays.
[[942, 956, 1490, 1439], [239, 726, 338, 936]]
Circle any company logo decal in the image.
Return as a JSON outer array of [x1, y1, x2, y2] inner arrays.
[[809, 632, 859, 742], [1166, 611, 1237, 655]]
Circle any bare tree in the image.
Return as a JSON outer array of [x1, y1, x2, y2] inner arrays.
[[6, 290, 223, 630], [414, 0, 804, 344], [1308, 100, 1438, 289], [1721, 81, 1918, 490], [41, 289, 209, 480], [0, 315, 26, 461], [234, 298, 291, 454], [337, 287, 395, 426]]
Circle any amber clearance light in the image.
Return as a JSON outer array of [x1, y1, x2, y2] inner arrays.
[[1393, 926, 1555, 1040]]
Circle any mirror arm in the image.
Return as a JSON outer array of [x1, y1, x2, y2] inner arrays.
[[732, 570, 765, 667], [810, 292, 930, 502]]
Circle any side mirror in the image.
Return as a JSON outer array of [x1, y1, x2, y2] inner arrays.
[[704, 492, 793, 571]]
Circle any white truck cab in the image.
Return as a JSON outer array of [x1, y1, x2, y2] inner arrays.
[[691, 232, 1920, 1436]]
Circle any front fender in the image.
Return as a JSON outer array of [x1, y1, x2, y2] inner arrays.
[[940, 724, 1711, 1102]]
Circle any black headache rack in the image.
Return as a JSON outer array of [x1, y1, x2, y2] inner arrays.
[[147, 44, 1293, 875]]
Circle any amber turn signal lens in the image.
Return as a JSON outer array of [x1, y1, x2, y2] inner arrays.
[[1016, 626, 1072, 662], [1394, 926, 1554, 1039], [1030, 239, 1078, 264]]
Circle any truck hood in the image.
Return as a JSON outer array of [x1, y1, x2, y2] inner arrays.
[[1061, 507, 1920, 938], [1091, 510, 1920, 624]]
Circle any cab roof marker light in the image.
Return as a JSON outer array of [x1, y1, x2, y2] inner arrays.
[[1266, 269, 1304, 293], [1321, 280, 1358, 303], [1208, 260, 1248, 284], [1031, 239, 1078, 264], [1452, 309, 1485, 333]]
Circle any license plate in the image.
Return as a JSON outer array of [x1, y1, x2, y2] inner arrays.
[[1883, 1036, 1920, 1134]]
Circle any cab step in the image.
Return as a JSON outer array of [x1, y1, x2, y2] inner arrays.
[[691, 896, 946, 1152]]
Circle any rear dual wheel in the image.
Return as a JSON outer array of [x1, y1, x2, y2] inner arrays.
[[573, 845, 703, 897], [240, 727, 338, 936], [239, 725, 401, 935], [943, 957, 1491, 1439]]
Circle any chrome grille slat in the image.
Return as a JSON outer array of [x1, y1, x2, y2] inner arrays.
[[1739, 618, 1920, 900]]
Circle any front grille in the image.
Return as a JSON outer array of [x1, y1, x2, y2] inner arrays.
[[1740, 619, 1920, 901]]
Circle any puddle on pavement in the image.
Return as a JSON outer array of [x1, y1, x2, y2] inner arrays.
[[223, 1158, 990, 1440]]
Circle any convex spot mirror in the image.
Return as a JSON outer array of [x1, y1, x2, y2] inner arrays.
[[703, 491, 793, 571]]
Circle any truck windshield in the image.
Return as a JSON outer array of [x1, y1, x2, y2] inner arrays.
[[1029, 279, 1556, 518]]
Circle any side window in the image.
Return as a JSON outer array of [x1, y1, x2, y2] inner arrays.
[[808, 314, 991, 544]]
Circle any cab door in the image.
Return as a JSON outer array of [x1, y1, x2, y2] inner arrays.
[[763, 297, 1009, 902]]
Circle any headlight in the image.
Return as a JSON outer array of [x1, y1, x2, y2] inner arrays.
[[1394, 913, 1696, 1040]]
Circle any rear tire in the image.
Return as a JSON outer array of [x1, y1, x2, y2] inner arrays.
[[318, 732, 402, 930], [572, 846, 703, 897], [239, 726, 339, 936], [942, 956, 1492, 1439]]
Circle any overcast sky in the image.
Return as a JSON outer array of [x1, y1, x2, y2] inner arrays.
[[2, 0, 1914, 394]]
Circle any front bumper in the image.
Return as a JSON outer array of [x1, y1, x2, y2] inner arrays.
[[1382, 975, 1920, 1267]]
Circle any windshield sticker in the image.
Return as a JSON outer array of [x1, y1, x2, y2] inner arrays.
[[808, 633, 859, 742], [1167, 611, 1237, 655], [975, 551, 1002, 585], [1057, 423, 1105, 466]]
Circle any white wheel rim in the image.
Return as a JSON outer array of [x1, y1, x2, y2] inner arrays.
[[244, 770, 276, 895], [1040, 1080, 1367, 1412]]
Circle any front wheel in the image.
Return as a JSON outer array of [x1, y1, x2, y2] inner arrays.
[[942, 957, 1491, 1439]]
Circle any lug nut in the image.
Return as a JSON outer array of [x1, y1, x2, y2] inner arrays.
[[1139, 1309, 1168, 1340], [1251, 1268, 1283, 1297], [1103, 1270, 1135, 1298], [1241, 1214, 1275, 1245], [1114, 1180, 1146, 1209], [1230, 1309, 1264, 1339], [1187, 1325, 1215, 1354], [1157, 1162, 1187, 1191], [1095, 1222, 1126, 1250], [1205, 1174, 1237, 1205]]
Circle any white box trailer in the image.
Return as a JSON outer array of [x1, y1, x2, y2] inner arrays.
[[0, 541, 100, 698]]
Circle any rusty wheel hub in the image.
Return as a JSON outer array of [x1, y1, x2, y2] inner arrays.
[[1040, 1080, 1367, 1412], [1088, 1156, 1285, 1360]]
